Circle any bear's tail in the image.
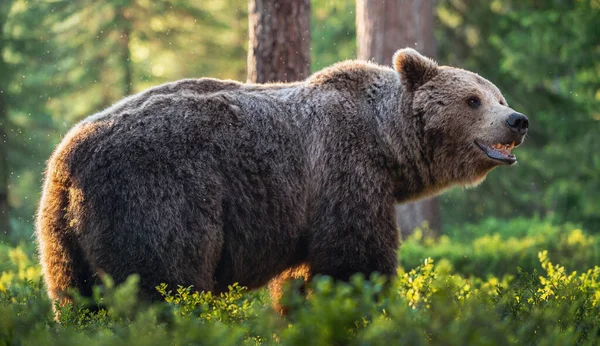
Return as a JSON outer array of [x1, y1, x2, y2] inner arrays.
[[36, 167, 94, 312]]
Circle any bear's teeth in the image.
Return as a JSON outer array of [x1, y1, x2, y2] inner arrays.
[[492, 143, 514, 155]]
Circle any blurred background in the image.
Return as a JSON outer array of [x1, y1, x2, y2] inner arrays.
[[0, 0, 598, 272]]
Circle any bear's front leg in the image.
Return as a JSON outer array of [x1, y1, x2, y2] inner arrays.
[[307, 200, 399, 282]]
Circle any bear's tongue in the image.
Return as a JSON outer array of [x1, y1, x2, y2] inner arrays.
[[475, 141, 517, 164]]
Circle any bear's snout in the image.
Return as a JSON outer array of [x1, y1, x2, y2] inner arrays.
[[505, 112, 529, 135]]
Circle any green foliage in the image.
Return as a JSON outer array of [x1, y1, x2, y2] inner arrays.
[[401, 217, 600, 277], [2, 219, 600, 345], [156, 282, 258, 323], [0, 1, 598, 342], [436, 0, 600, 230], [311, 0, 357, 71], [2, 0, 597, 239], [1, 0, 248, 236], [1, 0, 354, 240]]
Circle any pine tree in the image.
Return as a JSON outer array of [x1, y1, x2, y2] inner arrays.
[[356, 0, 441, 236]]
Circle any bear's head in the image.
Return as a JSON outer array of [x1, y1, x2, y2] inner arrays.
[[393, 48, 529, 189]]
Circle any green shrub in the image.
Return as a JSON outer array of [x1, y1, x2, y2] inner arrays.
[[1, 219, 599, 345], [401, 218, 600, 277]]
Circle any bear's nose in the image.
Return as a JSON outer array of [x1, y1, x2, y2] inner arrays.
[[506, 113, 529, 135]]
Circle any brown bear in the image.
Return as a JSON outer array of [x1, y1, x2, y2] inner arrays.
[[36, 48, 528, 310]]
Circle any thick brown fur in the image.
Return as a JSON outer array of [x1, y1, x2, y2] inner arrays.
[[36, 48, 527, 312]]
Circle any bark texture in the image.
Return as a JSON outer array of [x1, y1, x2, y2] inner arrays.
[[247, 0, 311, 312], [247, 0, 311, 83], [0, 84, 9, 237], [0, 1, 11, 236], [356, 0, 440, 236]]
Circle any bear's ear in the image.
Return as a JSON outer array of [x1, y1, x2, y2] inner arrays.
[[393, 48, 438, 92]]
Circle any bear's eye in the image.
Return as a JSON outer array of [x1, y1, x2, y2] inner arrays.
[[466, 96, 481, 109]]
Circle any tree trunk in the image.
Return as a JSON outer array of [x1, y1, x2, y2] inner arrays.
[[0, 1, 11, 236], [247, 0, 311, 309], [394, 199, 440, 237], [356, 0, 441, 237], [247, 0, 310, 83], [0, 78, 9, 237]]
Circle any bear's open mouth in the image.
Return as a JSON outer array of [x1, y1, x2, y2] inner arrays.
[[474, 140, 517, 165]]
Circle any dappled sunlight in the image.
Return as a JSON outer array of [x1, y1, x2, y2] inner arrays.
[[0, 0, 597, 344]]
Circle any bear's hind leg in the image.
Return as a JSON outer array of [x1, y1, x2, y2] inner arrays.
[[78, 160, 226, 301], [268, 263, 310, 314], [36, 178, 96, 314], [83, 218, 224, 303]]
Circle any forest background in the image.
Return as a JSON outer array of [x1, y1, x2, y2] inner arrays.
[[1, 1, 600, 344], [1, 0, 598, 241]]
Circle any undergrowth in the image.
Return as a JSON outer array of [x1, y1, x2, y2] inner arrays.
[[1, 218, 599, 345]]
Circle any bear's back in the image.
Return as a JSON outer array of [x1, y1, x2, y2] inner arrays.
[[81, 78, 244, 124], [46, 77, 315, 291]]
